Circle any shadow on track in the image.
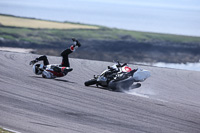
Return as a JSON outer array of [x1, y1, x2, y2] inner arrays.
[[29, 76, 44, 79], [85, 83, 141, 92], [29, 76, 75, 84], [54, 79, 75, 84], [86, 85, 110, 91]]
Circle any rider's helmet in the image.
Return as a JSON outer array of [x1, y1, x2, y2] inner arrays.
[[33, 64, 43, 75]]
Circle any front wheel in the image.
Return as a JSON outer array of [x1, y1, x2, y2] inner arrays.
[[84, 79, 97, 86]]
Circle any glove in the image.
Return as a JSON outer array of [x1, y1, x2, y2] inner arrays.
[[29, 60, 38, 65]]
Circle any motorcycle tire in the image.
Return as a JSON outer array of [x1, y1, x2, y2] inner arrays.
[[84, 79, 97, 86]]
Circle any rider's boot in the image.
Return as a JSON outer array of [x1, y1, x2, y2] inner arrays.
[[29, 59, 38, 65], [72, 38, 81, 47], [63, 67, 73, 75], [70, 38, 81, 52]]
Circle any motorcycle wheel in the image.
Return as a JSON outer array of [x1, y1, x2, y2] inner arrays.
[[84, 79, 97, 86]]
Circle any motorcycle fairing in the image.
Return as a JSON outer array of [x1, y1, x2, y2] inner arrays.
[[133, 68, 151, 82]]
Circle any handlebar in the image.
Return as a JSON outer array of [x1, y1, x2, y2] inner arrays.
[[108, 66, 112, 69], [116, 62, 127, 68], [121, 63, 127, 67], [107, 66, 119, 73], [108, 62, 127, 71]]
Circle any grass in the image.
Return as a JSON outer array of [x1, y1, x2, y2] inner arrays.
[[0, 14, 200, 50], [0, 14, 99, 29], [1, 26, 200, 46], [108, 29, 200, 43], [0, 14, 200, 63], [0, 14, 200, 44], [0, 127, 14, 133]]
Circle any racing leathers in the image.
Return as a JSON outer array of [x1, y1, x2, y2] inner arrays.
[[30, 38, 81, 78]]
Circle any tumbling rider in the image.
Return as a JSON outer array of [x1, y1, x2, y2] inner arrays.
[[29, 38, 81, 78]]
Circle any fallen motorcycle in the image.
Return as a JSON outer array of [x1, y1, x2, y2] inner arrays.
[[84, 62, 151, 91]]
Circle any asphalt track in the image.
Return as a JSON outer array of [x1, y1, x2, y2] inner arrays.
[[0, 51, 200, 133]]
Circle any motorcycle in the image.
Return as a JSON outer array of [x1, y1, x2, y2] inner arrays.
[[84, 62, 151, 91]]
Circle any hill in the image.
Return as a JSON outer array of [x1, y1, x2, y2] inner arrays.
[[0, 14, 99, 29], [0, 14, 200, 63]]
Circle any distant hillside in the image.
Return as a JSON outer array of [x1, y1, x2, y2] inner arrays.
[[0, 14, 99, 29], [0, 14, 200, 63]]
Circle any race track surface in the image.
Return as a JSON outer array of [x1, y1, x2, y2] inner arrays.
[[0, 51, 200, 133]]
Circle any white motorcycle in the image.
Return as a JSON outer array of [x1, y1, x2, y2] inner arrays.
[[84, 62, 151, 91]]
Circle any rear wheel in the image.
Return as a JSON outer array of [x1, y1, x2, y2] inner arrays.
[[84, 79, 97, 86]]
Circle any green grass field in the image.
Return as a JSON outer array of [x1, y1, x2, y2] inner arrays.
[[0, 14, 200, 44], [0, 14, 200, 63], [0, 127, 13, 133]]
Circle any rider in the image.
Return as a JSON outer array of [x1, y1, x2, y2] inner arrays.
[[29, 38, 81, 78]]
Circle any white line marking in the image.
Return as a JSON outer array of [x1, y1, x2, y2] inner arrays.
[[2, 127, 21, 133]]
